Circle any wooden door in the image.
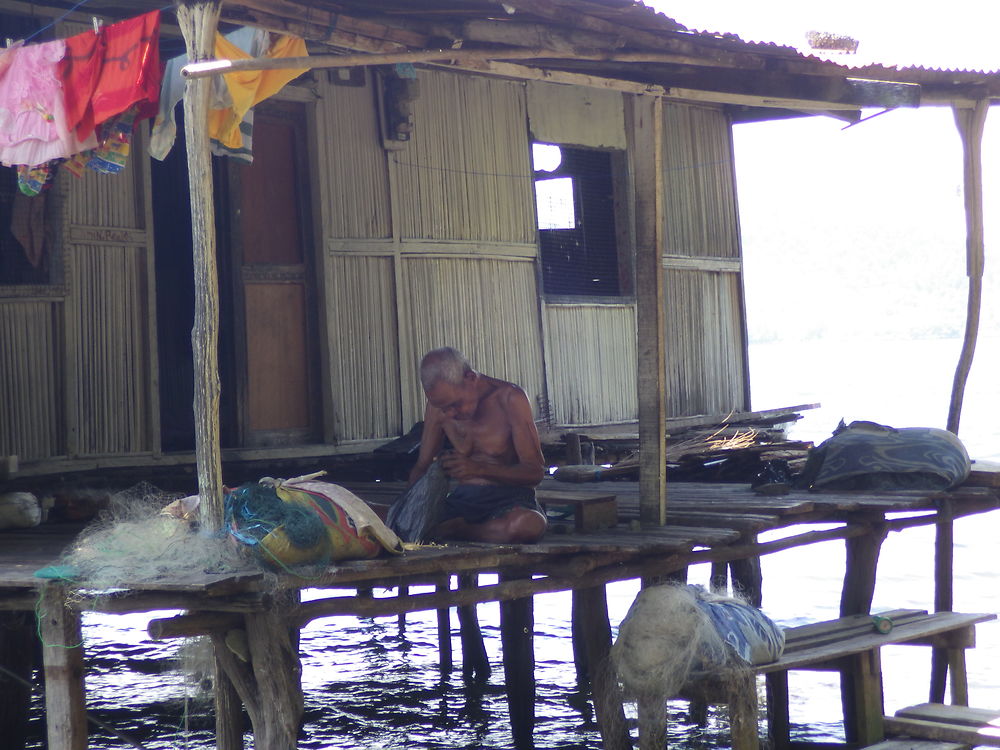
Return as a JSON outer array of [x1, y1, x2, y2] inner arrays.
[[226, 101, 320, 447]]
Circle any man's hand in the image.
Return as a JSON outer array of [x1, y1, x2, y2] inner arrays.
[[439, 450, 480, 481]]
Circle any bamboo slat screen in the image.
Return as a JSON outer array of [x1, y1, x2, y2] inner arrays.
[[395, 70, 535, 244], [664, 268, 746, 416], [326, 253, 402, 441], [401, 256, 544, 428], [661, 103, 740, 259], [318, 71, 392, 240], [0, 300, 65, 460], [544, 303, 637, 425], [71, 245, 151, 455], [64, 149, 143, 230]]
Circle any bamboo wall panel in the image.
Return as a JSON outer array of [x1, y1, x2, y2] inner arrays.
[[544, 304, 637, 426], [396, 71, 535, 244], [527, 81, 626, 148], [326, 254, 401, 440], [72, 246, 152, 455], [317, 72, 392, 239], [401, 256, 544, 427], [664, 268, 746, 417], [0, 301, 65, 460], [661, 103, 740, 258], [64, 155, 143, 230]]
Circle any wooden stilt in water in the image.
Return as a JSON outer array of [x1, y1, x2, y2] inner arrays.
[[39, 583, 87, 750], [457, 573, 490, 682], [215, 659, 245, 750], [731, 536, 763, 607], [710, 561, 729, 594], [499, 573, 535, 750], [571, 589, 588, 683], [397, 584, 409, 632], [212, 593, 303, 749], [931, 499, 955, 702], [766, 671, 791, 750], [436, 578, 453, 673], [839, 518, 888, 744], [576, 585, 631, 750], [0, 611, 38, 750]]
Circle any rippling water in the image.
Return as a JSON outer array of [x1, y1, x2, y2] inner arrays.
[[22, 336, 1000, 748]]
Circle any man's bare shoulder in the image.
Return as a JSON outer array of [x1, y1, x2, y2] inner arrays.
[[485, 377, 530, 409]]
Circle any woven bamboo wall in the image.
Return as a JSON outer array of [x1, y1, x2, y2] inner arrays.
[[63, 132, 156, 456], [662, 103, 741, 258], [544, 304, 637, 425], [318, 71, 392, 240], [395, 70, 535, 243], [326, 253, 401, 440], [400, 256, 544, 428], [661, 102, 747, 416], [0, 300, 65, 460]]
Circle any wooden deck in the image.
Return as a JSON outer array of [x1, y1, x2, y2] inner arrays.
[[2, 478, 999, 750]]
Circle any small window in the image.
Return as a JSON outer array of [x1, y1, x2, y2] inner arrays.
[[0, 166, 51, 285], [532, 143, 628, 298]]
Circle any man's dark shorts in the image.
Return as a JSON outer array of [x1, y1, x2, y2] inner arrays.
[[442, 484, 545, 525]]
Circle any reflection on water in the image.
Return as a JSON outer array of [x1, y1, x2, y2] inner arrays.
[[21, 337, 1000, 748]]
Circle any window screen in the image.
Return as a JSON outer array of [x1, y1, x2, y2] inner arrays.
[[533, 143, 624, 297]]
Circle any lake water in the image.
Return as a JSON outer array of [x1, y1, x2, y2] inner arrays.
[[22, 335, 1000, 749]]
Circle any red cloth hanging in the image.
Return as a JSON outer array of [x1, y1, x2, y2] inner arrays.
[[59, 11, 161, 142]]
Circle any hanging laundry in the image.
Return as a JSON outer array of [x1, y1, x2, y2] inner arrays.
[[58, 26, 105, 141], [15, 160, 60, 197], [208, 33, 309, 151], [64, 105, 137, 177], [88, 11, 161, 127], [150, 26, 269, 163], [0, 40, 97, 167]]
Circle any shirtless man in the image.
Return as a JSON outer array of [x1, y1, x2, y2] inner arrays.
[[408, 347, 547, 543]]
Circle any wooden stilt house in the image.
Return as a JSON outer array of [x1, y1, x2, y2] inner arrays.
[[0, 0, 996, 492]]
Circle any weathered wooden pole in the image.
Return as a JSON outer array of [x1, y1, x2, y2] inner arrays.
[[575, 586, 631, 750], [0, 611, 36, 750], [632, 94, 668, 525], [457, 574, 490, 682], [39, 584, 87, 750], [499, 573, 535, 750], [947, 99, 989, 435], [176, 0, 225, 532]]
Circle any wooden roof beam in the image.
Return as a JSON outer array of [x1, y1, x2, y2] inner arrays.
[[232, 0, 428, 47]]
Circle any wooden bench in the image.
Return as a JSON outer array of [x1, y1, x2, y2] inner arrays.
[[759, 609, 997, 750], [683, 609, 995, 750], [884, 703, 1000, 747]]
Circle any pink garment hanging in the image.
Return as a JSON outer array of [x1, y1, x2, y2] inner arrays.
[[0, 39, 96, 167]]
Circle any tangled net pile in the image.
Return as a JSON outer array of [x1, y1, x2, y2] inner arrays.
[[609, 583, 753, 704], [59, 482, 250, 592]]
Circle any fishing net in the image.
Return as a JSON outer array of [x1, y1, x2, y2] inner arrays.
[[56, 482, 250, 593], [610, 584, 784, 709]]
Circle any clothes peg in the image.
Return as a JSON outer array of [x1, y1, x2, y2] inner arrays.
[[92, 17, 102, 34]]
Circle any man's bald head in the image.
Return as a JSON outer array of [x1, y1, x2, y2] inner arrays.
[[419, 347, 473, 392]]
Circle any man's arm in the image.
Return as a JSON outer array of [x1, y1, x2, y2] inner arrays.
[[440, 387, 545, 486], [408, 403, 446, 484]]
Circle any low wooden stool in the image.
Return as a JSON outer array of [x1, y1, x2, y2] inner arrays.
[[536, 490, 618, 532]]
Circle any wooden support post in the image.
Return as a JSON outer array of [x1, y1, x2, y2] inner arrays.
[[631, 93, 668, 526], [397, 585, 409, 632], [176, 0, 225, 532], [576, 586, 631, 750], [39, 583, 87, 750], [766, 671, 790, 750], [931, 499, 955, 703], [0, 612, 37, 750], [730, 537, 763, 608], [457, 574, 490, 682], [842, 649, 885, 746], [947, 99, 989, 435], [728, 672, 760, 750], [211, 593, 303, 750], [436, 579, 452, 674], [215, 659, 245, 750], [710, 561, 729, 594], [839, 519, 887, 745], [571, 589, 588, 683], [499, 573, 535, 750]]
